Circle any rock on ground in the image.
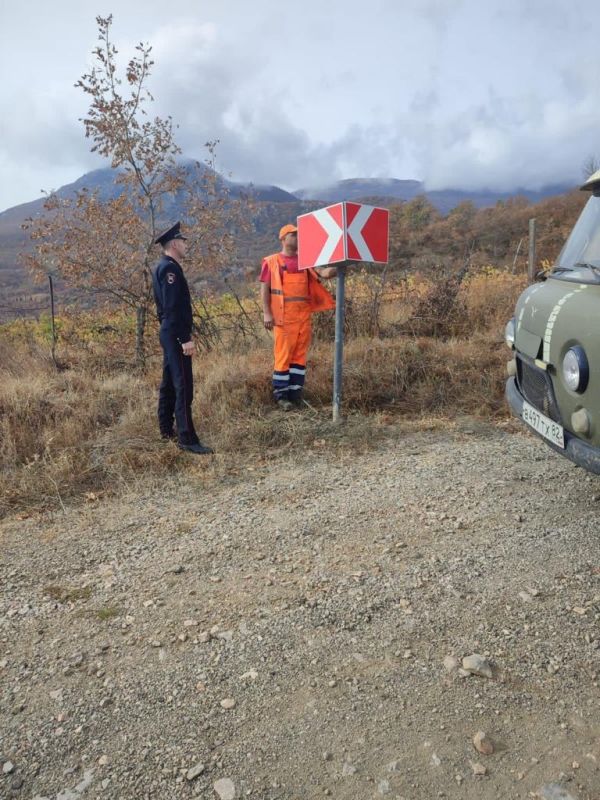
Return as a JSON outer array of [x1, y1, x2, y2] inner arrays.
[[1, 426, 599, 799]]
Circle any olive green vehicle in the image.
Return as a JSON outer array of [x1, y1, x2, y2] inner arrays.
[[505, 168, 600, 474]]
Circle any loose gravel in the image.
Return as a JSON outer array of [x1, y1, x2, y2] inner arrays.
[[1, 421, 599, 799]]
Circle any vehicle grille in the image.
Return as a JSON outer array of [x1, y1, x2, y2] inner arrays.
[[517, 358, 562, 423]]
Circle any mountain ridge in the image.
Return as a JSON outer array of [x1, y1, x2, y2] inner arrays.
[[0, 165, 575, 221], [294, 177, 574, 212], [0, 163, 577, 318]]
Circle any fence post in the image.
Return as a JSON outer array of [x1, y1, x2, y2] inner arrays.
[[528, 218, 537, 283], [48, 274, 58, 367]]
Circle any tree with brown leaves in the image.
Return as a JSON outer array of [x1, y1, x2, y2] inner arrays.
[[23, 15, 251, 368]]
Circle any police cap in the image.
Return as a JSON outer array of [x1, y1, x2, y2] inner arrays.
[[154, 221, 187, 246]]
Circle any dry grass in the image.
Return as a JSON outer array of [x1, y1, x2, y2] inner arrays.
[[0, 267, 522, 515], [403, 267, 527, 338], [459, 268, 528, 333]]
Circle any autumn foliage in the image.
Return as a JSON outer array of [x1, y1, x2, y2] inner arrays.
[[21, 16, 251, 367], [1, 267, 526, 513], [5, 13, 593, 516], [388, 190, 585, 273]]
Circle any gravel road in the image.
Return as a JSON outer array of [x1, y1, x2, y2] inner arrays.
[[1, 421, 599, 800]]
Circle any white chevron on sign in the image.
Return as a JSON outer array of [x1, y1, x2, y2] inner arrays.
[[347, 204, 374, 260], [313, 207, 343, 265]]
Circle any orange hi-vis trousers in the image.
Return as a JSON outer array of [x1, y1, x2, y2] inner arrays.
[[272, 270, 311, 400]]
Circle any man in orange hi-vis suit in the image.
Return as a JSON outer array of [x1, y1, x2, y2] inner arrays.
[[260, 224, 337, 410]]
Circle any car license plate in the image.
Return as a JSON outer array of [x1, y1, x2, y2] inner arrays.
[[522, 401, 564, 448]]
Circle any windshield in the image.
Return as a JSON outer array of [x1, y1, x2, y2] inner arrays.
[[553, 195, 600, 283]]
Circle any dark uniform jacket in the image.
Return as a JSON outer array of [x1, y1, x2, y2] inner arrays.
[[152, 255, 193, 341]]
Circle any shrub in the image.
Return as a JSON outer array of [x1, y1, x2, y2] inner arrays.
[[0, 267, 520, 513]]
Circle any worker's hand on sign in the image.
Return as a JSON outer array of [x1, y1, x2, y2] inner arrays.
[[263, 313, 274, 331], [181, 340, 195, 357], [316, 266, 337, 279]]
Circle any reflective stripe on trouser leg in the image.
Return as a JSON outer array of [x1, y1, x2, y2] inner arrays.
[[272, 369, 289, 399], [289, 315, 311, 395], [273, 313, 311, 399], [288, 363, 306, 395], [273, 323, 293, 400]]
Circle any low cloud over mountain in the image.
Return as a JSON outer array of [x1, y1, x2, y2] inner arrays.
[[1, 1, 598, 212]]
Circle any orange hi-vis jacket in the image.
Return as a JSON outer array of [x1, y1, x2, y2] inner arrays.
[[264, 253, 335, 327]]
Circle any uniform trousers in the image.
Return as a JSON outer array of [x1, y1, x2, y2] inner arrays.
[[158, 328, 199, 446], [272, 304, 311, 400]]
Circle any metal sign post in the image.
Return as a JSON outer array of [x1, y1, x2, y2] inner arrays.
[[297, 202, 389, 423], [332, 263, 346, 423]]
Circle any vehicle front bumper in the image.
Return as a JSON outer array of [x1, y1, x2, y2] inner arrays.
[[506, 376, 600, 475]]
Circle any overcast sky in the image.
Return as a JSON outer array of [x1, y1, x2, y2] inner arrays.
[[1, 0, 600, 212]]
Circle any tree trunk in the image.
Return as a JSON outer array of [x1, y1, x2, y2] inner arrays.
[[135, 304, 147, 370]]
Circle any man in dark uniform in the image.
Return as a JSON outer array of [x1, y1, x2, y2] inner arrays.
[[152, 221, 213, 455]]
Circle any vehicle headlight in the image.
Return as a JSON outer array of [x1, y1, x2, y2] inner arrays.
[[562, 346, 589, 393], [504, 318, 515, 349]]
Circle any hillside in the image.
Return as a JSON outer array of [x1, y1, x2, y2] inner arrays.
[[0, 162, 580, 321]]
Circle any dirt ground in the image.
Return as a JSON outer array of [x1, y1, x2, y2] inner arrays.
[[1, 420, 599, 800]]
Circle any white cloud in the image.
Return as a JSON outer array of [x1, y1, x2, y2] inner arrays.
[[1, 0, 600, 210]]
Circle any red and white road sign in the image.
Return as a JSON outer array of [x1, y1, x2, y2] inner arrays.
[[297, 202, 389, 269]]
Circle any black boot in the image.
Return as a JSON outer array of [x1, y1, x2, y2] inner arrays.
[[179, 442, 214, 455]]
